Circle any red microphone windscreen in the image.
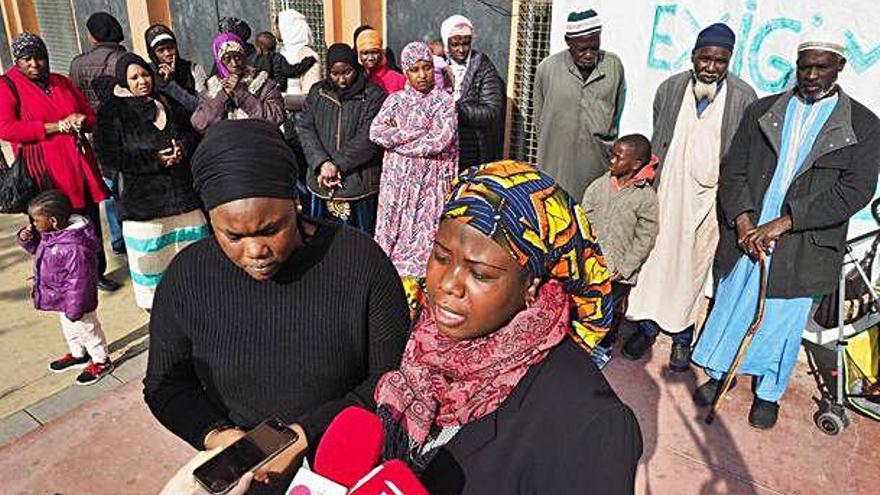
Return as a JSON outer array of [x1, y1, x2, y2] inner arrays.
[[349, 460, 428, 495], [313, 406, 384, 487]]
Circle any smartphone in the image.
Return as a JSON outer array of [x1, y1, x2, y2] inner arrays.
[[193, 418, 299, 494]]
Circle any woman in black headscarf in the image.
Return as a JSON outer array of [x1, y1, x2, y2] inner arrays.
[[296, 43, 387, 234], [144, 24, 207, 115], [93, 53, 208, 311]]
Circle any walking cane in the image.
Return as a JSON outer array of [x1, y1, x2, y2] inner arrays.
[[705, 252, 768, 425]]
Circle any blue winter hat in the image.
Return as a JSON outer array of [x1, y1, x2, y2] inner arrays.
[[694, 23, 735, 52]]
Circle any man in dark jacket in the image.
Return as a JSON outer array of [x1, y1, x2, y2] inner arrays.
[[296, 43, 386, 234], [691, 33, 880, 430], [440, 15, 504, 169], [69, 11, 125, 291], [70, 12, 126, 109]]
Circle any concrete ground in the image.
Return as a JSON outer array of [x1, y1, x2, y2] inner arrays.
[[0, 210, 878, 494]]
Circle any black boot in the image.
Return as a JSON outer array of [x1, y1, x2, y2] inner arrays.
[[748, 397, 779, 430], [693, 377, 737, 407], [97, 276, 121, 292], [621, 332, 656, 360], [669, 343, 692, 372]]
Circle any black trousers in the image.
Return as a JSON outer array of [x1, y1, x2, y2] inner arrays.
[[75, 201, 107, 277]]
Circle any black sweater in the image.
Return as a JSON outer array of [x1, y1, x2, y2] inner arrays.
[[143, 222, 410, 463]]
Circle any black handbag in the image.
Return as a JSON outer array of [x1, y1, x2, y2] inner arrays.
[[813, 200, 880, 328], [0, 75, 41, 214]]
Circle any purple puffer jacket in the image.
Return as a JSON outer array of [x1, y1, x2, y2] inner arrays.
[[17, 215, 101, 321]]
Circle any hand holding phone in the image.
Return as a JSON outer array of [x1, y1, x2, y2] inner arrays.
[[193, 418, 302, 494], [159, 450, 253, 495]]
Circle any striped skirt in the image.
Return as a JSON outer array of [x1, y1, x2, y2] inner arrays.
[[122, 209, 210, 309]]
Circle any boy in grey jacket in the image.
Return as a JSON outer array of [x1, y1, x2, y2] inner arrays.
[[582, 134, 659, 367]]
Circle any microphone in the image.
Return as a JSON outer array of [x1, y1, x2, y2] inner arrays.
[[348, 460, 428, 495], [286, 407, 384, 495]]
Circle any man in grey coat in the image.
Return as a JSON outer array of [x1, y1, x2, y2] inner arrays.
[[692, 32, 880, 429], [534, 8, 625, 199], [624, 24, 756, 372]]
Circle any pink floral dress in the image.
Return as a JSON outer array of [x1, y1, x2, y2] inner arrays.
[[370, 84, 458, 277]]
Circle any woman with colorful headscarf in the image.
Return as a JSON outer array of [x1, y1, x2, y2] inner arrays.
[[373, 160, 641, 493], [370, 42, 458, 278], [0, 33, 116, 289], [94, 54, 208, 310], [356, 28, 405, 94], [191, 33, 285, 133]]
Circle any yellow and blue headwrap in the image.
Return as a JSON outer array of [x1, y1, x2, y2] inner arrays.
[[441, 160, 613, 350]]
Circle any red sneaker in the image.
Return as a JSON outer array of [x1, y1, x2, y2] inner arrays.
[[48, 353, 90, 373], [75, 360, 114, 386]]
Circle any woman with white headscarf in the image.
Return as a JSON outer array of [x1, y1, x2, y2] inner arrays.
[[277, 8, 322, 97], [440, 14, 504, 170]]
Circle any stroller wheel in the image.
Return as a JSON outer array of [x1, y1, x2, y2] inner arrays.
[[815, 408, 847, 436]]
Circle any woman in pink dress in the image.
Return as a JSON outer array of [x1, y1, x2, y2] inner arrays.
[[370, 42, 458, 277]]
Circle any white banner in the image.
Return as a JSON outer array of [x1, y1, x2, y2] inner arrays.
[[550, 0, 880, 231]]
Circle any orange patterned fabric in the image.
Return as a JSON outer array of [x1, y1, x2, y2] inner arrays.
[[440, 160, 613, 350]]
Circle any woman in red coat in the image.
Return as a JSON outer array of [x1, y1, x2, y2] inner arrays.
[[0, 33, 118, 290]]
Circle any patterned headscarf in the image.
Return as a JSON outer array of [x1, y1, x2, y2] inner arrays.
[[11, 32, 48, 61], [212, 32, 245, 78], [399, 41, 433, 72], [442, 160, 614, 350]]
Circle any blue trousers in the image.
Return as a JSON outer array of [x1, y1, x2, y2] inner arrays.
[[638, 319, 695, 346], [102, 176, 124, 250]]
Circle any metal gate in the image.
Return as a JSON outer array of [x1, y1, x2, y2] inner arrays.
[[506, 0, 552, 165], [33, 0, 81, 75]]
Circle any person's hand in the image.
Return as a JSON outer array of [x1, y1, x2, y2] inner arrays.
[[609, 270, 622, 282], [252, 424, 308, 484], [158, 64, 174, 81], [744, 214, 792, 258], [66, 113, 87, 129], [158, 448, 254, 495], [18, 224, 34, 242], [384, 117, 397, 128], [735, 213, 758, 254], [222, 74, 240, 95], [318, 161, 342, 189]]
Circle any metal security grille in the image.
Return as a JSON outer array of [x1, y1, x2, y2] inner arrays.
[[270, 0, 327, 63], [33, 0, 81, 75], [507, 0, 552, 164]]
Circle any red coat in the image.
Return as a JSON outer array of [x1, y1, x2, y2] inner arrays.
[[0, 67, 108, 209], [368, 65, 406, 94]]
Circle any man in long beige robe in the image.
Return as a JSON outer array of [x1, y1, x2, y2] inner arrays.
[[623, 23, 756, 371]]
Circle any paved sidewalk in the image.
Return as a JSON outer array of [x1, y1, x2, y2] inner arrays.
[[0, 331, 876, 495]]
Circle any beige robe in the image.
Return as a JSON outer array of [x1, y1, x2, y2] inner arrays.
[[626, 83, 727, 332]]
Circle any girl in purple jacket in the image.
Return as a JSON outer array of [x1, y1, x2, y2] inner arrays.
[[17, 190, 112, 385]]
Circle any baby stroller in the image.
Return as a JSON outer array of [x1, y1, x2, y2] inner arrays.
[[813, 223, 880, 435]]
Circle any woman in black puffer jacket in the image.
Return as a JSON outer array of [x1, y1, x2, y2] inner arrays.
[[296, 43, 386, 234], [94, 53, 209, 311]]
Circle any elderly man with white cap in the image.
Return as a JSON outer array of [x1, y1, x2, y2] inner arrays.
[[691, 31, 880, 429], [533, 7, 626, 198], [440, 14, 504, 169]]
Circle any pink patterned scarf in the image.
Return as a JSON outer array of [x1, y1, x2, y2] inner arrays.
[[375, 280, 569, 444]]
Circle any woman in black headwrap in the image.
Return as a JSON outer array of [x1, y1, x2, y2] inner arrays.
[[296, 43, 386, 234], [147, 119, 410, 494], [144, 24, 208, 115], [93, 53, 208, 311]]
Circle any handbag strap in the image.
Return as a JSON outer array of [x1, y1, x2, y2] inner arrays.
[[2, 75, 21, 120]]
